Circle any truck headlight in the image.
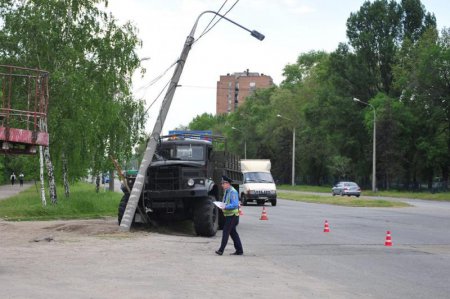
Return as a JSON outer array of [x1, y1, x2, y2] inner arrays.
[[187, 178, 195, 187]]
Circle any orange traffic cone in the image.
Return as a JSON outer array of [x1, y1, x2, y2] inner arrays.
[[259, 206, 268, 220], [323, 220, 330, 232], [239, 203, 244, 216], [385, 230, 392, 246]]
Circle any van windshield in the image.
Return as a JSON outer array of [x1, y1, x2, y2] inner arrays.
[[244, 172, 274, 183]]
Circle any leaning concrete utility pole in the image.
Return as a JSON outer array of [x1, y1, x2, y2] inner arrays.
[[119, 11, 265, 231]]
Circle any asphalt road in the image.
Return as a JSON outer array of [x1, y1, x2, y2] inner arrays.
[[0, 182, 33, 201], [240, 197, 450, 298], [2, 183, 450, 298]]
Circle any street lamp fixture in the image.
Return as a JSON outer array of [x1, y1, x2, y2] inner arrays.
[[191, 11, 265, 41], [353, 98, 377, 192], [232, 126, 247, 159], [277, 114, 295, 186]]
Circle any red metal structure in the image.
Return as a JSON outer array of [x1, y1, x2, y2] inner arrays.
[[0, 65, 49, 154]]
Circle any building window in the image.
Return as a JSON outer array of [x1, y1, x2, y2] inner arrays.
[[249, 82, 256, 94]]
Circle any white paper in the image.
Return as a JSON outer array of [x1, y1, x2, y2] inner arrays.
[[213, 201, 225, 209]]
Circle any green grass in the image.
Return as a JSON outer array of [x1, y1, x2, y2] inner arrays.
[[0, 182, 121, 221], [278, 184, 450, 201], [278, 192, 410, 207], [278, 184, 331, 193]]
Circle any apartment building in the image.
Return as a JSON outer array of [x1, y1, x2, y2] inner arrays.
[[216, 70, 273, 114]]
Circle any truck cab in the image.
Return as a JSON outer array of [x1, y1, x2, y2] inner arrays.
[[118, 131, 243, 237]]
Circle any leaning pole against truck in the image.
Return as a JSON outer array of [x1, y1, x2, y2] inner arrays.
[[118, 23, 195, 231], [119, 10, 265, 231]]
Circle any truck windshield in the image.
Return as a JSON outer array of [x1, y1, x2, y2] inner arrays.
[[244, 172, 274, 183], [156, 145, 204, 161]]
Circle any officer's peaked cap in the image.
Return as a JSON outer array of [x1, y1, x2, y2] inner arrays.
[[222, 175, 233, 183]]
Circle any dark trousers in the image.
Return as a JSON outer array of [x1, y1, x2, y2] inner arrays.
[[219, 215, 243, 253]]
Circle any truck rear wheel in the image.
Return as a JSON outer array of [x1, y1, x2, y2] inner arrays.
[[193, 196, 218, 237]]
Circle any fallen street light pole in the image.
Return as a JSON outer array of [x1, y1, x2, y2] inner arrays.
[[119, 11, 264, 231]]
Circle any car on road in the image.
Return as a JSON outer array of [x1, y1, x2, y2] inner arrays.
[[332, 181, 361, 197], [102, 174, 110, 184]]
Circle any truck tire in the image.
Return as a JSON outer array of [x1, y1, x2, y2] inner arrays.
[[118, 193, 129, 224], [193, 196, 218, 237], [271, 198, 277, 206]]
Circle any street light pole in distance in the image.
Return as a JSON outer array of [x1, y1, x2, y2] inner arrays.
[[353, 97, 377, 192], [231, 126, 246, 159], [277, 114, 295, 186]]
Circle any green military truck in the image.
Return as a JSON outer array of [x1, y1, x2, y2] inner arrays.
[[118, 131, 242, 237]]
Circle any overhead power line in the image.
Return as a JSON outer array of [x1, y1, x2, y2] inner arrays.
[[195, 0, 240, 44]]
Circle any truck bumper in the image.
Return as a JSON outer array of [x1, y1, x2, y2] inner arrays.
[[246, 194, 277, 201], [143, 188, 209, 215], [145, 188, 209, 199]]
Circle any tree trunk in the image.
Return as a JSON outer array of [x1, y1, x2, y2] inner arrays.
[[63, 153, 70, 198], [108, 169, 114, 192], [95, 175, 100, 193], [44, 146, 57, 204], [39, 145, 47, 206]]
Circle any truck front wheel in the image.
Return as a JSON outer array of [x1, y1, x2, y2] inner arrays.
[[193, 196, 219, 237]]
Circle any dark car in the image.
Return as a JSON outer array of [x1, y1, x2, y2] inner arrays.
[[332, 181, 361, 197]]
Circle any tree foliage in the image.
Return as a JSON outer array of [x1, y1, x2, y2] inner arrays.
[[188, 0, 448, 190], [0, 0, 145, 186]]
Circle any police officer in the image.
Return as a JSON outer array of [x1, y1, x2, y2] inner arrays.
[[215, 175, 243, 256]]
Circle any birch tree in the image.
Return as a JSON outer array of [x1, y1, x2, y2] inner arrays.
[[0, 0, 145, 191]]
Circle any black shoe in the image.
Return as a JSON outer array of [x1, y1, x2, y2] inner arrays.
[[230, 251, 243, 255], [215, 250, 223, 256]]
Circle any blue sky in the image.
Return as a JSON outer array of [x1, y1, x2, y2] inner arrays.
[[107, 0, 450, 134]]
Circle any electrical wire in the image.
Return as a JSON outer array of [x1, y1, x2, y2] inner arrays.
[[139, 0, 240, 119], [181, 84, 265, 92], [143, 79, 171, 116], [197, 0, 228, 38], [137, 0, 233, 99], [134, 60, 178, 94], [194, 0, 240, 44]]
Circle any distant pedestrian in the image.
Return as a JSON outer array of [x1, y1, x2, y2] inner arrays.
[[215, 175, 244, 256], [10, 172, 16, 185], [19, 173, 24, 186]]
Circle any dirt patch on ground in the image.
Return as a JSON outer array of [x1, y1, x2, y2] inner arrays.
[[43, 220, 120, 235], [0, 218, 135, 246]]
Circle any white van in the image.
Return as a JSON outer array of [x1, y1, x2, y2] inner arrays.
[[239, 159, 277, 206]]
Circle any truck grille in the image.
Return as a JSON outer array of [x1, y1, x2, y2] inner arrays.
[[147, 166, 180, 191]]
